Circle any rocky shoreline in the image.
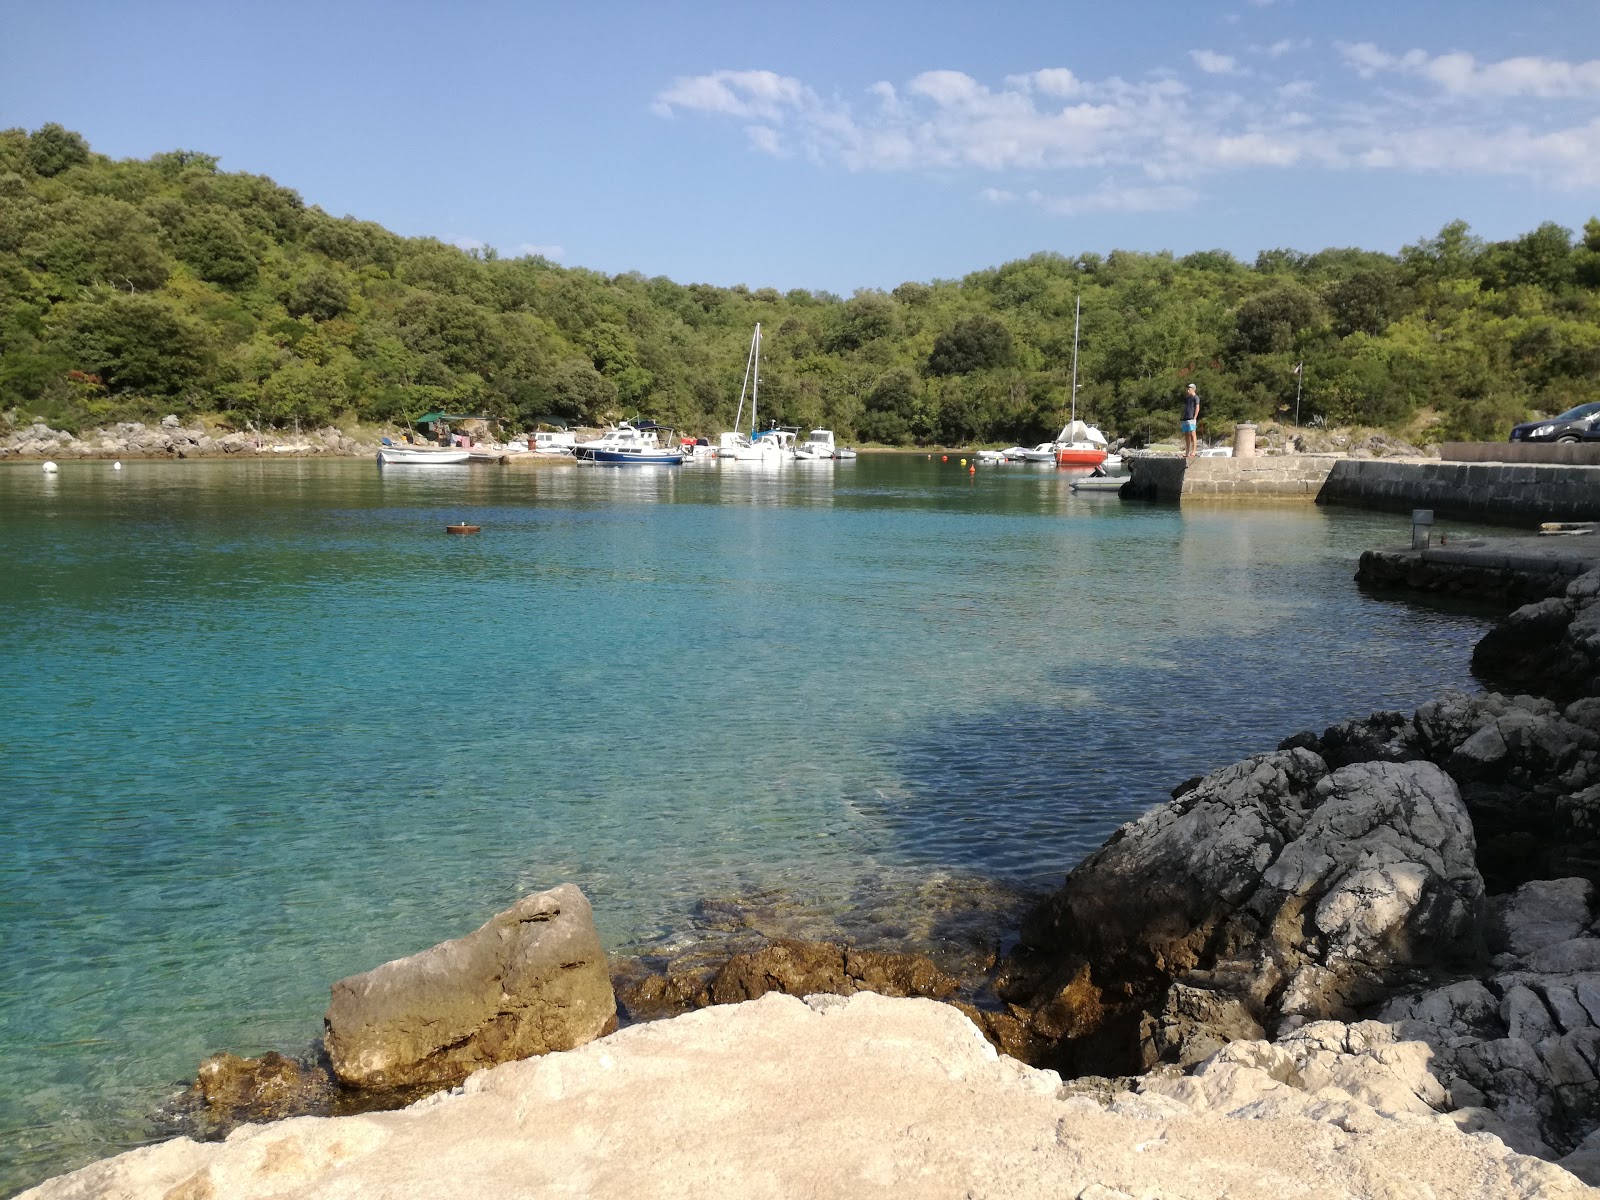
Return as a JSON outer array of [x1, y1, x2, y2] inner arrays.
[[24, 557, 1600, 1197], [1, 419, 376, 460]]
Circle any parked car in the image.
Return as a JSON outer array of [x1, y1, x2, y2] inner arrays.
[[1509, 402, 1600, 443]]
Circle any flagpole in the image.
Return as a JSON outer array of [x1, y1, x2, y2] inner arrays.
[[1294, 362, 1304, 426]]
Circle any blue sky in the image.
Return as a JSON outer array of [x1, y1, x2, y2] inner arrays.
[[3, 1, 1599, 292]]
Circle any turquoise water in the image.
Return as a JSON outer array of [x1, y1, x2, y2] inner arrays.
[[1, 455, 1495, 1192]]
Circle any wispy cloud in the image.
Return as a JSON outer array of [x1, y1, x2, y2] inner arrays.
[[984, 184, 1201, 215], [516, 243, 565, 261], [652, 46, 1600, 204], [1190, 49, 1243, 76], [1337, 43, 1600, 98]]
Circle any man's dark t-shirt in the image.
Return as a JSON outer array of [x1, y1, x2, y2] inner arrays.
[[1183, 392, 1199, 421]]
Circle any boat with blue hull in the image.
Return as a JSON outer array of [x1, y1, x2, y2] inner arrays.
[[573, 421, 684, 466]]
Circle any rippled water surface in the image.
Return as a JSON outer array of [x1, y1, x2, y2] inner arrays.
[[1, 455, 1498, 1192]]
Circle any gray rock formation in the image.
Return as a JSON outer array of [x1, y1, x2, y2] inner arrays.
[[23, 993, 1590, 1200], [323, 883, 616, 1089], [1006, 752, 1483, 1074], [1378, 877, 1600, 1159]]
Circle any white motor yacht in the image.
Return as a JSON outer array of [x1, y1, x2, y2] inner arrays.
[[793, 429, 857, 460]]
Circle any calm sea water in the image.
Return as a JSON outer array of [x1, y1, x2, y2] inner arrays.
[[1, 455, 1496, 1192]]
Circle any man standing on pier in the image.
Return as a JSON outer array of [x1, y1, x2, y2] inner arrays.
[[1180, 383, 1200, 460]]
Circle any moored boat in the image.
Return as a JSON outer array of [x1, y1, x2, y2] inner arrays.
[[1053, 420, 1110, 468], [377, 446, 472, 466], [794, 429, 857, 460], [1053, 296, 1110, 470], [573, 421, 684, 465]]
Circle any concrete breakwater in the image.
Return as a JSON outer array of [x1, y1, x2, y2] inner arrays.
[[1124, 453, 1600, 525], [1358, 536, 1600, 605]]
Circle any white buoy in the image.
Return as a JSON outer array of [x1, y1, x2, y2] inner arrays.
[[112, 461, 122, 470], [41, 461, 58, 473]]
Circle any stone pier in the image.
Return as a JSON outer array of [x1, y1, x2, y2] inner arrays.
[[1122, 454, 1339, 501], [1122, 454, 1600, 525]]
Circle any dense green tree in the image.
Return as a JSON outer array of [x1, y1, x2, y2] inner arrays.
[[1232, 282, 1324, 355], [23, 124, 89, 178], [287, 268, 352, 321], [927, 315, 1015, 375], [60, 293, 210, 397], [171, 208, 257, 287]]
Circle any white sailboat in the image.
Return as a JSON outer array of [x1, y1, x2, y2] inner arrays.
[[721, 324, 789, 463]]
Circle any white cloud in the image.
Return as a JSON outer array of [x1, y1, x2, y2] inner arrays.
[[1252, 38, 1306, 59], [1337, 43, 1600, 97], [652, 69, 818, 121], [1020, 184, 1202, 216], [651, 53, 1600, 206], [1190, 50, 1243, 76], [449, 235, 486, 252]]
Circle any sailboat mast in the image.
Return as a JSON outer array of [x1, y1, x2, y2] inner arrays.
[[1069, 294, 1080, 426], [751, 322, 761, 437], [733, 324, 759, 437]]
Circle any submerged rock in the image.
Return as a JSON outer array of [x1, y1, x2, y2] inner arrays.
[[184, 1051, 334, 1134], [323, 883, 616, 1090]]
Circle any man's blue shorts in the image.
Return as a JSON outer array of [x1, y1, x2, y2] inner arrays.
[[1181, 420, 1197, 433]]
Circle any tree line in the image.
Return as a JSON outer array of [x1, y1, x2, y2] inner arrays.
[[3, 124, 1598, 445]]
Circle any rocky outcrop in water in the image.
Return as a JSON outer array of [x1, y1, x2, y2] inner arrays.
[[1474, 569, 1600, 703], [975, 567, 1600, 1180], [323, 883, 616, 1090], [994, 754, 1483, 1075], [25, 992, 1588, 1200]]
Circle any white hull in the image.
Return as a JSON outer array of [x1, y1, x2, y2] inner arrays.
[[377, 448, 471, 466]]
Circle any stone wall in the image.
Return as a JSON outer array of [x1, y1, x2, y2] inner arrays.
[[1124, 455, 1338, 501], [1442, 442, 1600, 466], [1320, 460, 1600, 524], [1356, 541, 1600, 604]]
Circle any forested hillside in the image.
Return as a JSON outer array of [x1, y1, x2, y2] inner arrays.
[[3, 124, 1598, 445]]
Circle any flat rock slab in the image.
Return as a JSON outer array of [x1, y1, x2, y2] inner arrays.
[[26, 993, 1590, 1199]]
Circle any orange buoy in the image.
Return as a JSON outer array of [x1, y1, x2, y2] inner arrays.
[[941, 455, 948, 462], [969, 465, 976, 474]]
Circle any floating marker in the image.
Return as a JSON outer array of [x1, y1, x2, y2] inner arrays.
[[112, 461, 122, 470], [41, 461, 58, 473]]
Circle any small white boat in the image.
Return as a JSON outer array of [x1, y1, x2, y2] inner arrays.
[[377, 446, 471, 466], [975, 449, 1010, 463], [793, 429, 856, 460], [679, 439, 718, 461], [530, 430, 577, 456], [1070, 475, 1126, 493], [734, 427, 796, 462], [1013, 443, 1059, 463]]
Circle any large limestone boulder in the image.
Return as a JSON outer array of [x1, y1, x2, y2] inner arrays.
[[1007, 752, 1483, 1070], [324, 883, 615, 1089], [23, 993, 1591, 1200]]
